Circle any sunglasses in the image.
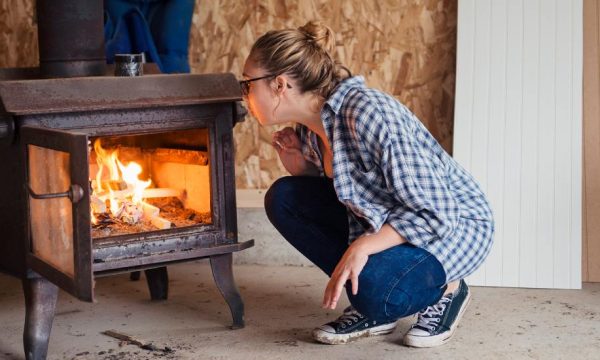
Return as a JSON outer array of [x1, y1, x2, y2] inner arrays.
[[239, 74, 292, 96]]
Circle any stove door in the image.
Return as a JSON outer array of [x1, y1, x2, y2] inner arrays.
[[21, 126, 93, 302]]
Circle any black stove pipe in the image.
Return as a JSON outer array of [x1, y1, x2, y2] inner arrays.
[[36, 0, 106, 78]]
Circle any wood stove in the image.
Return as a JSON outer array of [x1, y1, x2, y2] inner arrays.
[[0, 72, 253, 359], [0, 2, 253, 359]]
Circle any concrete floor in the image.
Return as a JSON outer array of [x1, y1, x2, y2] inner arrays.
[[1, 262, 599, 360]]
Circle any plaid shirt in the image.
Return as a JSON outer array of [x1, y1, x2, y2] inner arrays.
[[297, 76, 494, 282]]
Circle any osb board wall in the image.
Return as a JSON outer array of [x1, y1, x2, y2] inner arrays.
[[583, 0, 600, 283], [0, 0, 37, 68], [189, 0, 457, 189], [0, 0, 458, 190]]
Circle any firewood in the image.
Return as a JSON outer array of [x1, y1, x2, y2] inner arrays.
[[102, 180, 128, 191], [101, 330, 173, 353], [142, 188, 184, 200], [95, 188, 134, 202], [152, 148, 208, 165], [142, 202, 159, 218], [150, 215, 171, 229]]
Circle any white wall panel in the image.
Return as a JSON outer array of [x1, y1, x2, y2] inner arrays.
[[455, 0, 582, 289]]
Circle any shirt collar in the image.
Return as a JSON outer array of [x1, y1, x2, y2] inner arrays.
[[323, 76, 366, 115]]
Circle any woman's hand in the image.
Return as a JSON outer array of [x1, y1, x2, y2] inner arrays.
[[272, 127, 317, 176], [321, 225, 408, 310], [322, 242, 369, 310]]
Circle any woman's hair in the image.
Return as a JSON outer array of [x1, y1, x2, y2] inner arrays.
[[249, 21, 351, 99]]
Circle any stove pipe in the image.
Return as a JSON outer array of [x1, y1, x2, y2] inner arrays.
[[36, 0, 106, 78]]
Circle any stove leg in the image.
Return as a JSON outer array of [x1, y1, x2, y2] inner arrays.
[[210, 253, 244, 329], [22, 273, 59, 360], [145, 266, 168, 301]]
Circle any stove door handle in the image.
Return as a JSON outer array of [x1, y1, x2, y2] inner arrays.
[[26, 184, 84, 204]]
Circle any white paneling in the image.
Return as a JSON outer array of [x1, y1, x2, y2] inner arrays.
[[554, 0, 573, 288], [502, 0, 524, 286], [536, 0, 557, 288], [485, 0, 508, 285], [469, 0, 492, 285], [519, 0, 540, 288], [456, 0, 582, 289], [570, 0, 583, 287], [454, 0, 481, 284]]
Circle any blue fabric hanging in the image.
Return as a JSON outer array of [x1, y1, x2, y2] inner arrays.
[[104, 0, 195, 73]]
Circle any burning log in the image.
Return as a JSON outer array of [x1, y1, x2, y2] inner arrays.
[[95, 187, 134, 202], [102, 180, 128, 191], [95, 187, 183, 203], [119, 202, 143, 224], [152, 148, 208, 165]]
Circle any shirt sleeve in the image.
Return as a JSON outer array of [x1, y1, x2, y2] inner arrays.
[[381, 133, 460, 247], [350, 108, 461, 247]]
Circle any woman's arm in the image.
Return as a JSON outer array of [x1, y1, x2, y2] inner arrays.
[[350, 223, 407, 255]]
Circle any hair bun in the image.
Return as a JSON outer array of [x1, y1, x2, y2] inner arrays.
[[298, 21, 335, 54]]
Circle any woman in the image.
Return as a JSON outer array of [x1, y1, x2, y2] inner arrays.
[[240, 21, 494, 347]]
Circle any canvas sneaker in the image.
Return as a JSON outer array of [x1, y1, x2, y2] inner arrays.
[[312, 306, 398, 345], [403, 279, 471, 348]]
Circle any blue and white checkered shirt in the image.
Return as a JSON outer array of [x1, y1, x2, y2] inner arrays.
[[298, 76, 494, 282]]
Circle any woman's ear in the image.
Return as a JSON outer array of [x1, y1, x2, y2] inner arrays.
[[274, 75, 288, 95]]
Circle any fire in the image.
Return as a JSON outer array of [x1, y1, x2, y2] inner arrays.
[[90, 139, 152, 225]]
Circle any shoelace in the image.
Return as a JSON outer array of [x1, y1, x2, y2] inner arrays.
[[334, 309, 365, 327], [413, 296, 452, 331]]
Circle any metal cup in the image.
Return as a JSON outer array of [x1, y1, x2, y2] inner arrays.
[[114, 53, 143, 77]]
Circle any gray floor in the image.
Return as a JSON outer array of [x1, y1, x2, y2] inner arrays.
[[1, 262, 599, 360]]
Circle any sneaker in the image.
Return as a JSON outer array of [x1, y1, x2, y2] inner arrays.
[[312, 306, 398, 345], [403, 279, 471, 348]]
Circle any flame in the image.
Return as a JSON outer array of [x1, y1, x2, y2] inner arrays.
[[90, 139, 152, 223]]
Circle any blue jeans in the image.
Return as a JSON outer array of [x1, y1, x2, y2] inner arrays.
[[265, 176, 448, 323]]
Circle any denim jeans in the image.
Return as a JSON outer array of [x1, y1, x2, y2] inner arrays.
[[264, 176, 448, 323]]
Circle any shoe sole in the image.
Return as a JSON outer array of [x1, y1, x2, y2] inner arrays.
[[312, 321, 398, 345], [403, 291, 472, 348]]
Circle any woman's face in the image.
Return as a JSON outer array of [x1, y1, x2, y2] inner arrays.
[[241, 59, 282, 126]]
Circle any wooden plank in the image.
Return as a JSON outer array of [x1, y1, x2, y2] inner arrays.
[[583, 0, 600, 282], [28, 145, 75, 277]]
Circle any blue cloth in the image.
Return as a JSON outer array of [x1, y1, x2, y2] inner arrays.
[[297, 76, 495, 282], [104, 0, 194, 73], [264, 176, 447, 322]]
